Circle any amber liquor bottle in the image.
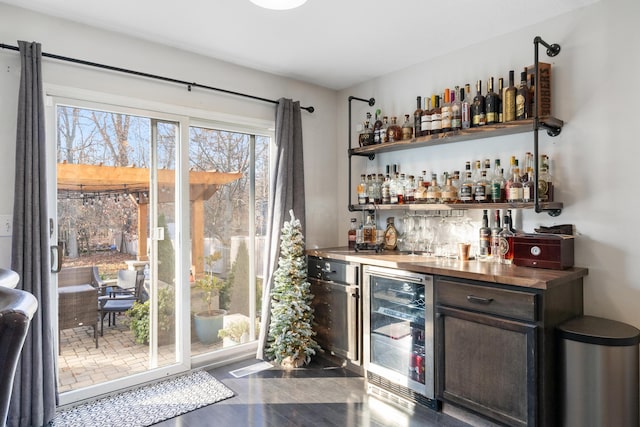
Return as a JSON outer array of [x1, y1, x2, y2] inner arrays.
[[387, 116, 402, 142], [421, 97, 432, 136], [441, 89, 452, 132]]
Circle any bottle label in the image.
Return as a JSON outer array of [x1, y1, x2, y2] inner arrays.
[[473, 184, 486, 201], [486, 112, 496, 123], [491, 183, 502, 202], [516, 94, 526, 118], [508, 187, 523, 201], [402, 127, 413, 140], [441, 108, 451, 129], [431, 114, 442, 131], [538, 179, 549, 201], [499, 236, 510, 256], [421, 115, 431, 132], [523, 185, 532, 202], [459, 186, 473, 201]]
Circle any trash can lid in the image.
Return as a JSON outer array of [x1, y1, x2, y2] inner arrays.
[[558, 316, 640, 346]]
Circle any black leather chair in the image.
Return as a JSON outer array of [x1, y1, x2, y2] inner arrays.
[[0, 284, 38, 426]]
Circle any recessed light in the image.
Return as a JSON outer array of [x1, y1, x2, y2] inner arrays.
[[249, 0, 308, 10]]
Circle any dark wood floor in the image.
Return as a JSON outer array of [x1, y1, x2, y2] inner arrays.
[[154, 357, 480, 427]]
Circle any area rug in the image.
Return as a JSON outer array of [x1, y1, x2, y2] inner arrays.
[[51, 370, 234, 427]]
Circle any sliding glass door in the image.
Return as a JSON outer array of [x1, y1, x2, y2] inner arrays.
[[49, 99, 187, 404]]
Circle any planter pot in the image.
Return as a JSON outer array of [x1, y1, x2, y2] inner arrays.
[[194, 309, 226, 344]]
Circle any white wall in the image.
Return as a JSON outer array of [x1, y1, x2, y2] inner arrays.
[[0, 3, 339, 263], [338, 0, 640, 329]]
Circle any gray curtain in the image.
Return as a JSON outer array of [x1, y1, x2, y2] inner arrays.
[[9, 41, 57, 427], [257, 98, 305, 359]]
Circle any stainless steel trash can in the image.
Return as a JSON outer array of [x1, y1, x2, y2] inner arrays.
[[558, 316, 640, 427]]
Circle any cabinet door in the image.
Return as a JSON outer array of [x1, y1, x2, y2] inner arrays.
[[437, 306, 537, 427]]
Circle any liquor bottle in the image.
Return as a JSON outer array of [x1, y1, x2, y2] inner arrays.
[[504, 156, 517, 198], [380, 116, 389, 143], [504, 70, 517, 122], [387, 116, 402, 142], [357, 174, 367, 205], [425, 174, 441, 203], [522, 166, 535, 202], [362, 214, 376, 245], [414, 96, 423, 138], [441, 89, 452, 132], [383, 217, 398, 250], [401, 114, 413, 140], [521, 152, 533, 182], [473, 170, 489, 203], [415, 173, 427, 202], [497, 77, 504, 123], [472, 159, 482, 184], [440, 174, 458, 203], [462, 84, 472, 129], [478, 209, 491, 259], [506, 165, 523, 203], [459, 171, 474, 203], [538, 155, 554, 202], [451, 86, 462, 131], [431, 95, 442, 134], [451, 170, 461, 192], [498, 213, 515, 264], [373, 109, 383, 144], [471, 80, 486, 127], [348, 218, 357, 249], [382, 167, 391, 204], [516, 70, 532, 120], [421, 97, 432, 136], [490, 159, 505, 203], [529, 74, 536, 118], [490, 210, 501, 260], [507, 209, 517, 234], [405, 175, 416, 203], [485, 77, 499, 125]]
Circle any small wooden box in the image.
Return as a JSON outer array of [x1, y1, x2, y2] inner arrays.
[[513, 234, 574, 270], [526, 62, 552, 117]]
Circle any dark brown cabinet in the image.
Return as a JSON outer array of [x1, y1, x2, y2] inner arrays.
[[435, 276, 583, 426]]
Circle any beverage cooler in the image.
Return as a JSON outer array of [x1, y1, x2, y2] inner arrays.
[[363, 265, 437, 409]]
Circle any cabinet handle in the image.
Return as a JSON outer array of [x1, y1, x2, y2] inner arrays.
[[466, 295, 494, 305]]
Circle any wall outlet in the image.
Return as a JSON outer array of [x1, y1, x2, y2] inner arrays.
[[0, 215, 12, 237]]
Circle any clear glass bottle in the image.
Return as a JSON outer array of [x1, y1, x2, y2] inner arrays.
[[441, 88, 452, 132], [380, 116, 389, 143], [414, 96, 423, 138], [504, 70, 517, 122], [498, 213, 515, 264], [490, 210, 501, 261], [474, 170, 489, 203], [357, 174, 367, 205], [405, 175, 416, 203], [389, 171, 399, 204], [506, 166, 524, 203], [381, 170, 391, 204], [426, 174, 441, 203], [471, 80, 486, 127], [401, 114, 413, 140], [462, 83, 472, 129], [451, 87, 462, 131], [522, 167, 535, 202], [366, 174, 374, 204], [397, 173, 407, 204], [478, 209, 491, 259], [539, 154, 554, 202], [459, 171, 474, 203], [440, 174, 458, 203], [362, 214, 377, 245], [485, 77, 499, 125], [415, 174, 426, 202], [383, 217, 398, 251], [504, 156, 517, 198]]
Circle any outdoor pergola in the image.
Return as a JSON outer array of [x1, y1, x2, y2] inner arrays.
[[57, 162, 242, 276]]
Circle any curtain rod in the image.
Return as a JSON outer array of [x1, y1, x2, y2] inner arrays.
[[0, 42, 315, 113]]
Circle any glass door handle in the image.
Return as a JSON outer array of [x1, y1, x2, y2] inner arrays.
[[50, 245, 62, 273]]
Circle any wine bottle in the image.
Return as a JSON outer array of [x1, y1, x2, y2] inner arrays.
[[471, 80, 486, 127], [414, 96, 423, 138], [497, 77, 504, 123], [431, 95, 442, 134], [504, 70, 517, 122], [485, 77, 499, 125], [421, 97, 432, 136], [441, 89, 452, 132]]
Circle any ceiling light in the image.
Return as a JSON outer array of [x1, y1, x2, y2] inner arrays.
[[249, 0, 307, 10]]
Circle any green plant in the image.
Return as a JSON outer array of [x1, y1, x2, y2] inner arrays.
[[217, 318, 259, 342], [126, 287, 175, 344], [195, 254, 226, 316]]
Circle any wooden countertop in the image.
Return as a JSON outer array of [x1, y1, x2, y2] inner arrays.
[[306, 247, 588, 290]]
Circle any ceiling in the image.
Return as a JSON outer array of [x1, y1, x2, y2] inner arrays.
[[2, 0, 597, 90]]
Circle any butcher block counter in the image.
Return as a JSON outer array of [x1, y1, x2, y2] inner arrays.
[[306, 247, 588, 290]]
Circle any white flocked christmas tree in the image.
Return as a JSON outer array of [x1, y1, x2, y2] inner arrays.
[[265, 210, 318, 368]]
